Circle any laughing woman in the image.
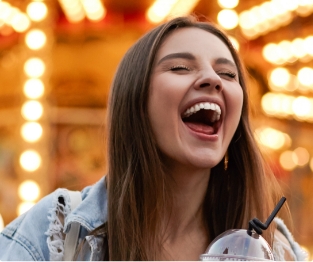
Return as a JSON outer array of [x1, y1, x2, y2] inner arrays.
[[0, 16, 307, 261]]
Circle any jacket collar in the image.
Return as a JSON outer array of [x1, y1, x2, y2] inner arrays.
[[64, 176, 108, 232]]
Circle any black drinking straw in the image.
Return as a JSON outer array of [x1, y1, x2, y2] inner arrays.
[[248, 197, 286, 235]]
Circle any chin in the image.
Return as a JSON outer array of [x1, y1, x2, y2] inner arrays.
[[186, 157, 222, 170]]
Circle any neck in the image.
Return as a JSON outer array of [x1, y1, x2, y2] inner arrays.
[[160, 164, 211, 260]]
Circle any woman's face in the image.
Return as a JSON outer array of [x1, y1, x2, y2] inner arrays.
[[148, 27, 243, 170]]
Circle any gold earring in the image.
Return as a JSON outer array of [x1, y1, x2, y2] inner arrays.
[[224, 151, 228, 171]]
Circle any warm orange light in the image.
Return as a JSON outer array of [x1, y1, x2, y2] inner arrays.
[[218, 0, 239, 9], [217, 9, 239, 30], [293, 147, 310, 166], [21, 122, 43, 142], [18, 180, 40, 202], [19, 150, 42, 172], [269, 68, 290, 87], [280, 150, 297, 171], [26, 2, 48, 22], [21, 100, 43, 121]]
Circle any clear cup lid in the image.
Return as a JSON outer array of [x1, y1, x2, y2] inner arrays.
[[199, 229, 274, 261]]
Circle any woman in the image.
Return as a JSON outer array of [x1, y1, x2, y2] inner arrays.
[[0, 16, 307, 261]]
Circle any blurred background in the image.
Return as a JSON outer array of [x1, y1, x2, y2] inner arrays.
[[0, 0, 313, 258]]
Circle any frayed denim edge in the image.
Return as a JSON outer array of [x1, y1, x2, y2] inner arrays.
[[45, 189, 71, 261]]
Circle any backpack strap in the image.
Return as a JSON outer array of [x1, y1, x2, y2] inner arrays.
[[63, 190, 82, 261]]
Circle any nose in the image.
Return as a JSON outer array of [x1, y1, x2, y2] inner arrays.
[[194, 69, 223, 92]]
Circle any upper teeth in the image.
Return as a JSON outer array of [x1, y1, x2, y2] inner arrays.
[[183, 102, 221, 121]]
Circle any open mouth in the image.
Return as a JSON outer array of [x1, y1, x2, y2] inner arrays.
[[181, 102, 222, 136]]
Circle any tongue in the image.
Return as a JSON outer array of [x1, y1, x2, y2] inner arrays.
[[185, 122, 214, 135]]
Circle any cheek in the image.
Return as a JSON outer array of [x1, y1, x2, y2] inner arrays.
[[225, 86, 244, 128]]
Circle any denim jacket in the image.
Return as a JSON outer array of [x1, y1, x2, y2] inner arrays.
[[0, 176, 308, 261], [0, 177, 108, 260]]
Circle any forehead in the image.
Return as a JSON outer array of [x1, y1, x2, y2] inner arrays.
[[156, 27, 234, 62]]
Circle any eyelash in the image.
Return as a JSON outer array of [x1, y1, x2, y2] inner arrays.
[[169, 65, 236, 79], [218, 71, 237, 79], [170, 65, 190, 71]]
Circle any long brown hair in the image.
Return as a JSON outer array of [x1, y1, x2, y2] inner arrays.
[[106, 16, 285, 260]]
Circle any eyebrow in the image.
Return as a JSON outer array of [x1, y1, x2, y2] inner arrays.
[[214, 57, 237, 70], [157, 52, 196, 65]]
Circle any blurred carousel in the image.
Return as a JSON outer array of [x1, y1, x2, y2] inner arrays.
[[1, 0, 313, 257]]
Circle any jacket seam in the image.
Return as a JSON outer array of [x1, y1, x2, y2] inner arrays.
[[1, 231, 44, 260]]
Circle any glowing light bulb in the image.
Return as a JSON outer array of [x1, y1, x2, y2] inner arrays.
[[298, 67, 313, 87], [11, 13, 30, 32], [239, 11, 253, 30], [21, 100, 43, 121], [18, 180, 40, 202], [19, 150, 41, 172], [290, 38, 306, 58], [293, 147, 309, 166], [23, 79, 44, 99], [146, 0, 178, 23], [256, 127, 289, 150], [81, 0, 106, 21], [270, 67, 290, 87], [218, 0, 239, 9], [24, 58, 45, 78], [280, 150, 297, 170], [263, 43, 281, 64], [304, 36, 313, 56], [26, 2, 48, 22], [292, 96, 311, 118], [277, 40, 294, 62], [25, 29, 46, 50], [21, 122, 43, 142], [217, 9, 239, 30]]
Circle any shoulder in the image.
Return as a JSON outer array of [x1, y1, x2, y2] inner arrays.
[[0, 190, 57, 260], [0, 178, 105, 261], [273, 217, 308, 261]]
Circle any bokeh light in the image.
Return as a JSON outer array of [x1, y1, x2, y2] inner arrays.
[[218, 0, 239, 9], [21, 100, 43, 121], [25, 29, 47, 50], [280, 150, 298, 171], [292, 96, 311, 118], [293, 147, 310, 166], [18, 180, 40, 202], [146, 0, 178, 23], [11, 13, 30, 32], [298, 67, 313, 87], [255, 127, 290, 150], [58, 0, 85, 23], [21, 122, 43, 143], [217, 9, 239, 30], [24, 58, 45, 78], [269, 68, 290, 87], [19, 150, 42, 172], [26, 2, 48, 22], [81, 0, 106, 21], [23, 79, 44, 99]]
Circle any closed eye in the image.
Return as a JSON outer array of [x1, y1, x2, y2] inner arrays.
[[170, 65, 190, 71], [218, 70, 237, 79]]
